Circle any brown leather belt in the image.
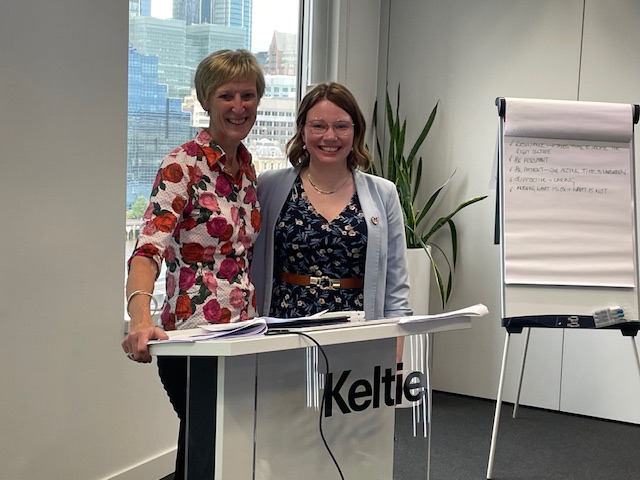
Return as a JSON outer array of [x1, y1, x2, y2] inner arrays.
[[278, 272, 364, 290]]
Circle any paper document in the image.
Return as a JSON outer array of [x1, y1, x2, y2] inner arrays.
[[262, 310, 365, 327], [147, 318, 268, 344], [398, 303, 489, 324]]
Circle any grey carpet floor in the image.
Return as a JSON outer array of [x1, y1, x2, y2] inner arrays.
[[394, 391, 640, 480]]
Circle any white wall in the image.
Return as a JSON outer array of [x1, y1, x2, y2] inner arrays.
[[381, 0, 640, 423], [308, 0, 381, 133], [0, 2, 177, 479]]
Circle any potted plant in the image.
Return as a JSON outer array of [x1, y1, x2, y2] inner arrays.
[[370, 85, 487, 308]]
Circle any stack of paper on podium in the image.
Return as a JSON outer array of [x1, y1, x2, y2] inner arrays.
[[147, 318, 269, 343], [398, 303, 489, 323], [147, 304, 488, 344]]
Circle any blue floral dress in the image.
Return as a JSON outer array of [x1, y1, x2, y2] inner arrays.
[[269, 176, 367, 317]]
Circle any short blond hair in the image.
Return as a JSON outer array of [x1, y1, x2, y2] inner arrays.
[[194, 49, 265, 108]]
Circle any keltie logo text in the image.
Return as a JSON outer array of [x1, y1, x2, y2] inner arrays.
[[324, 363, 426, 417]]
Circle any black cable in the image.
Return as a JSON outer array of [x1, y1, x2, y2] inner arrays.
[[265, 329, 345, 480]]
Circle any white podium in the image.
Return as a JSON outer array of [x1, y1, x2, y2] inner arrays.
[[150, 316, 473, 480]]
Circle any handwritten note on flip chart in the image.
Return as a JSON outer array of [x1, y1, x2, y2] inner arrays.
[[503, 136, 635, 287], [501, 97, 636, 288]]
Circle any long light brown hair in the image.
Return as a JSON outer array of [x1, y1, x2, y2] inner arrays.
[[287, 83, 371, 170]]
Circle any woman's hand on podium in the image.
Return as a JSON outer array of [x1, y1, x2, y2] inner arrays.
[[122, 321, 168, 363]]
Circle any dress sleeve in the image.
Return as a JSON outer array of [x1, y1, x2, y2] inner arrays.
[[128, 146, 193, 276]]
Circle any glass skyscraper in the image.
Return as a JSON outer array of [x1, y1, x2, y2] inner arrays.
[[212, 0, 252, 48], [129, 16, 192, 98], [127, 47, 194, 207], [174, 0, 252, 48], [129, 0, 151, 17]]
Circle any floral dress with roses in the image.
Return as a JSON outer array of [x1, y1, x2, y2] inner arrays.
[[129, 128, 261, 330]]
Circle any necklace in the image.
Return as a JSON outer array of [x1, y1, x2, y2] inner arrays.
[[307, 172, 351, 195]]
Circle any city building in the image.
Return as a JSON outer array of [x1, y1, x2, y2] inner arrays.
[[211, 0, 252, 47], [185, 23, 245, 80], [264, 74, 297, 98], [174, 0, 252, 48], [172, 0, 202, 24], [129, 0, 151, 17], [127, 47, 194, 208], [250, 96, 296, 173], [129, 16, 192, 98], [265, 31, 297, 75]]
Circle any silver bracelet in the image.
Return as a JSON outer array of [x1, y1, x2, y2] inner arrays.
[[126, 290, 159, 315]]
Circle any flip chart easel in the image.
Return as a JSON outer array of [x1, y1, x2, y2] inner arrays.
[[487, 97, 640, 479]]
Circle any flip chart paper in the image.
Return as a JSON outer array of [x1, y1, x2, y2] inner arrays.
[[502, 98, 635, 287]]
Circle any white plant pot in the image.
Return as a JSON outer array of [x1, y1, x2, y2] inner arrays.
[[406, 247, 431, 315]]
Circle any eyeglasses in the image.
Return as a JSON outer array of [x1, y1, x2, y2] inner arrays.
[[306, 120, 354, 136]]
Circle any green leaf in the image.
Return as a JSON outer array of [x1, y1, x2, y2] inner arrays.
[[407, 102, 438, 165], [413, 158, 423, 204], [448, 219, 458, 267]]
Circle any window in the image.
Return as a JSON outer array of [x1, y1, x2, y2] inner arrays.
[[126, 0, 301, 319]]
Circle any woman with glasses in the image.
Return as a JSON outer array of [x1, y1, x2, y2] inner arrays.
[[253, 82, 412, 322]]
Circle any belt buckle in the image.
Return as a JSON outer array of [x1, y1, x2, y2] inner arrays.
[[310, 275, 340, 290]]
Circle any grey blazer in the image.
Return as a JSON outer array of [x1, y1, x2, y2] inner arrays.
[[252, 166, 412, 320]]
